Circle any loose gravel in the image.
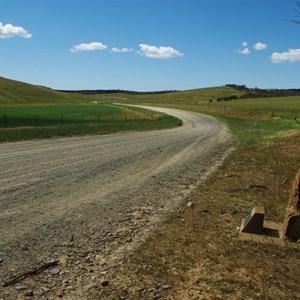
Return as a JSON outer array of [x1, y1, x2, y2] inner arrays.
[[0, 107, 233, 299]]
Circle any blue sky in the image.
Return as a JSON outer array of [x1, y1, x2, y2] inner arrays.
[[0, 0, 299, 91]]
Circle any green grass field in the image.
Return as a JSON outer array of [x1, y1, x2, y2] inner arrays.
[[0, 104, 181, 142], [0, 105, 119, 127]]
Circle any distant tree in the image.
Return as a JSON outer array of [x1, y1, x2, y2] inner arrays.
[[290, 1, 300, 24]]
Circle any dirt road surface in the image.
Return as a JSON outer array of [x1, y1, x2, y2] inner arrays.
[[0, 107, 233, 299]]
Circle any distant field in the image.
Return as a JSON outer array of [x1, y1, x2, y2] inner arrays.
[[138, 95, 300, 120], [208, 96, 300, 119], [121, 94, 300, 147], [91, 86, 246, 104]]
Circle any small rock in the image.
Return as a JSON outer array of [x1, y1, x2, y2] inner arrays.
[[50, 268, 60, 275], [199, 204, 209, 213], [101, 280, 109, 287], [20, 245, 29, 251], [162, 285, 172, 290], [23, 290, 33, 297], [187, 201, 193, 208], [41, 287, 50, 293], [59, 255, 68, 266], [55, 290, 64, 297], [15, 285, 27, 290]]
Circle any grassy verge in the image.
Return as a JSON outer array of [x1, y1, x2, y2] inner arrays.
[[98, 99, 300, 299]]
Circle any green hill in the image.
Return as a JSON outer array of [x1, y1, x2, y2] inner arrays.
[[0, 76, 247, 106], [0, 77, 90, 106]]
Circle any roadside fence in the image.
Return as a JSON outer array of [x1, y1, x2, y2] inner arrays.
[[0, 114, 170, 129]]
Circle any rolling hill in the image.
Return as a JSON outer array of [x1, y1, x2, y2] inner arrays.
[[0, 77, 90, 106], [0, 76, 248, 106]]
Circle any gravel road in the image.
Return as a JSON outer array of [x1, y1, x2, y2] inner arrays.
[[0, 107, 233, 297]]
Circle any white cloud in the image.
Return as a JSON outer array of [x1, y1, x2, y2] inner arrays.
[[242, 41, 248, 47], [138, 43, 184, 59], [253, 42, 268, 51], [270, 49, 300, 63], [111, 47, 133, 53], [237, 48, 251, 55], [0, 22, 32, 39], [70, 42, 108, 53]]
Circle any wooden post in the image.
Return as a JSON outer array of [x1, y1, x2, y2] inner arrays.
[[281, 169, 300, 241]]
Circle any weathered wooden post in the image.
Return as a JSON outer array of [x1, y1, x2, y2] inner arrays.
[[281, 169, 300, 241]]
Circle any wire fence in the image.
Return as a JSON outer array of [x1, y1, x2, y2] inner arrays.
[[0, 114, 171, 129]]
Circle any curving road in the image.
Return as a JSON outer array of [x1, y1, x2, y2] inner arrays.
[[0, 107, 233, 286]]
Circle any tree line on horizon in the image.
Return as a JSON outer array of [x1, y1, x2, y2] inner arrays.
[[57, 89, 179, 96], [224, 84, 300, 100], [58, 84, 300, 101]]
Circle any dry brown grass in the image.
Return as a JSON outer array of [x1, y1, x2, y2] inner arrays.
[[100, 130, 300, 300]]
